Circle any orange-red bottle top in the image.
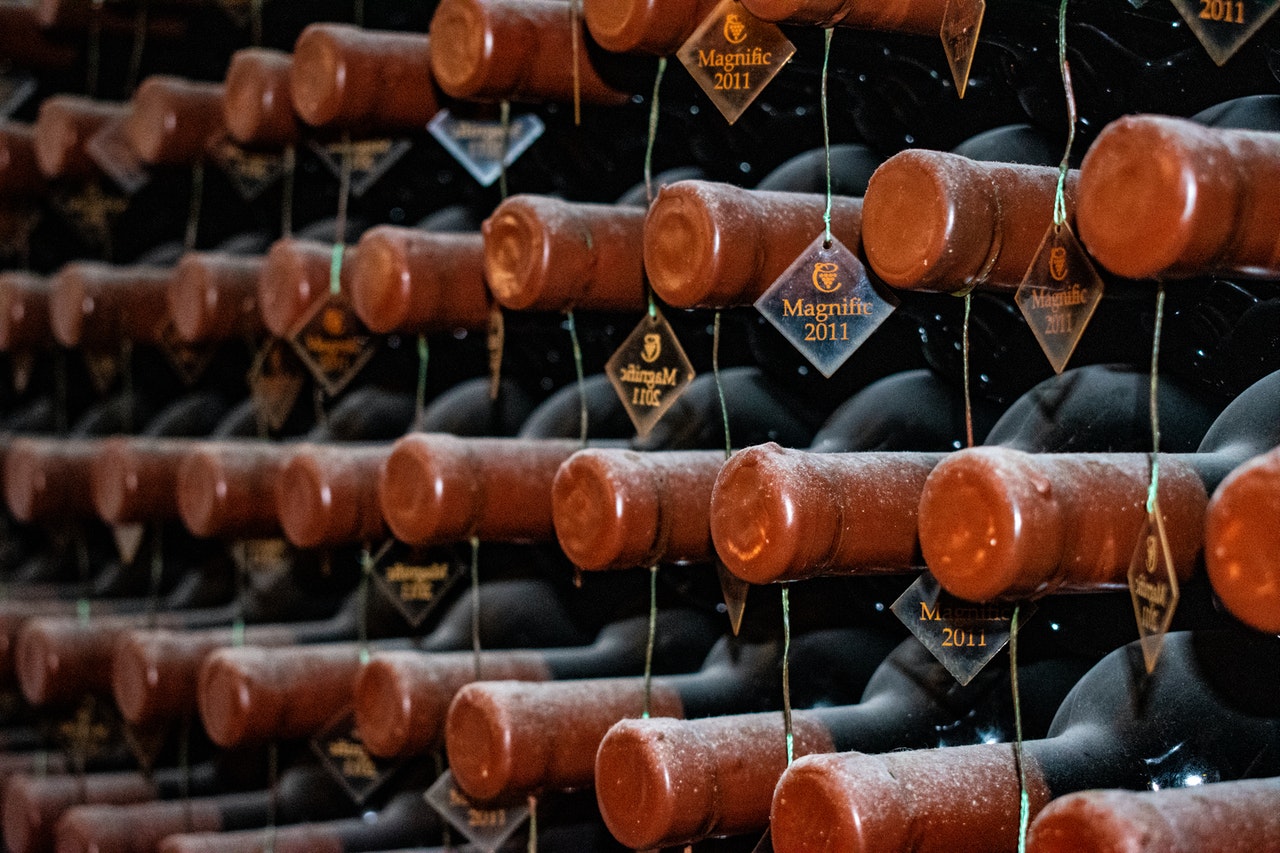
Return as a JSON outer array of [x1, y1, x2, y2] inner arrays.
[[290, 24, 439, 132], [1205, 447, 1280, 634], [50, 261, 173, 348], [125, 76, 225, 167], [4, 437, 104, 523], [168, 252, 266, 344], [32, 95, 127, 181], [582, 0, 720, 55], [176, 440, 291, 539], [90, 436, 194, 525], [222, 48, 301, 149], [257, 237, 354, 338], [350, 226, 491, 334], [275, 443, 390, 548], [0, 123, 45, 199], [0, 272, 51, 352]]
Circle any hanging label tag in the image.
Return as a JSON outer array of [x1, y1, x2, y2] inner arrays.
[[10, 352, 35, 395], [605, 306, 696, 439], [1014, 222, 1104, 374], [756, 235, 898, 378], [248, 338, 306, 433], [207, 136, 285, 202], [51, 182, 129, 251], [1169, 0, 1280, 65], [890, 572, 1032, 685], [940, 0, 986, 98], [311, 707, 402, 805], [308, 137, 413, 198], [287, 292, 376, 397], [425, 770, 531, 853], [230, 537, 294, 576], [717, 559, 750, 636], [0, 72, 36, 119], [112, 524, 146, 566], [369, 539, 469, 629], [1127, 503, 1180, 673], [427, 109, 545, 188], [86, 117, 151, 196], [677, 0, 796, 124]]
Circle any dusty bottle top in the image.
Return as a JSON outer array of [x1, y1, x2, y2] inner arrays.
[[1206, 447, 1280, 634], [0, 123, 45, 199], [1079, 115, 1280, 281], [379, 434, 581, 546], [739, 0, 948, 35], [125, 76, 226, 167], [276, 443, 390, 548], [50, 261, 173, 348], [0, 3, 78, 70], [290, 24, 438, 132], [168, 252, 267, 343], [257, 237, 355, 338], [349, 227, 491, 334], [582, 0, 720, 54], [482, 195, 648, 312], [90, 436, 194, 525], [918, 447, 1207, 601], [176, 440, 293, 539], [32, 95, 127, 180], [711, 444, 940, 584], [3, 437, 104, 522], [428, 0, 634, 104], [54, 798, 226, 853], [1026, 778, 1280, 853], [643, 180, 863, 308], [552, 448, 725, 571], [1, 769, 170, 853], [222, 48, 301, 149], [862, 150, 1077, 293], [0, 272, 51, 352]]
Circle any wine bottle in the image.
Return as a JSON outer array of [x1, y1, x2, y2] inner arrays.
[[0, 123, 46, 199], [49, 261, 173, 350], [581, 0, 721, 55], [32, 95, 128, 181], [1205, 444, 1280, 633], [0, 272, 51, 356], [257, 237, 357, 339], [124, 76, 226, 168], [274, 443, 391, 549], [176, 440, 293, 539], [739, 0, 947, 35], [768, 629, 1280, 853], [167, 251, 267, 344], [222, 48, 301, 150]]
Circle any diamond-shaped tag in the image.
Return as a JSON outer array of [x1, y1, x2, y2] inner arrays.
[[248, 339, 306, 433], [308, 138, 413, 198], [890, 572, 1033, 686], [86, 117, 150, 196], [84, 348, 122, 396], [207, 136, 285, 202], [1128, 504, 1180, 673], [112, 524, 146, 566], [1170, 0, 1280, 65], [231, 537, 294, 576], [11, 352, 35, 395], [677, 0, 796, 124], [1014, 223, 1105, 375], [755, 235, 899, 378], [605, 306, 696, 439], [311, 706, 402, 805], [427, 109, 545, 188], [287, 292, 376, 398], [158, 320, 216, 386], [369, 539, 469, 629], [941, 0, 985, 98], [717, 560, 749, 636], [425, 770, 530, 853], [52, 182, 129, 251], [0, 72, 37, 120]]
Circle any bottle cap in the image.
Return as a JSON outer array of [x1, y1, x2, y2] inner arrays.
[[350, 227, 490, 334], [223, 48, 300, 149], [32, 95, 126, 180], [125, 76, 225, 167], [276, 444, 389, 548]]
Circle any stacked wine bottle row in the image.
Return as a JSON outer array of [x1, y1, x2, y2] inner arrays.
[[4, 1, 1280, 852]]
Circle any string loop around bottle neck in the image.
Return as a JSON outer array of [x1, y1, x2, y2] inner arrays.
[[820, 29, 834, 248], [1052, 0, 1076, 229]]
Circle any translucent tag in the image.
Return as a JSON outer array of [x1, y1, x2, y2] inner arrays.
[[158, 320, 215, 386], [425, 770, 530, 853], [605, 307, 696, 438], [112, 524, 145, 566], [1127, 504, 1180, 673], [369, 539, 469, 629], [755, 235, 898, 378], [717, 560, 750, 636], [1169, 0, 1280, 65], [207, 137, 285, 202], [231, 538, 294, 575], [940, 0, 985, 98], [287, 293, 376, 397], [0, 72, 36, 119], [427, 109, 545, 187], [123, 720, 169, 773], [51, 182, 129, 251], [311, 707, 401, 805], [890, 572, 1032, 686], [1014, 222, 1105, 374], [86, 117, 150, 196], [677, 0, 796, 124], [248, 339, 305, 433], [11, 352, 34, 395], [83, 349, 122, 396], [308, 138, 413, 198]]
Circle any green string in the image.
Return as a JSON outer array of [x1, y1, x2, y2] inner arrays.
[[527, 795, 538, 853], [713, 312, 730, 458], [644, 58, 667, 207], [566, 310, 588, 446], [781, 584, 794, 765], [498, 101, 512, 201], [414, 335, 429, 431], [820, 28, 834, 246], [1146, 286, 1166, 514], [963, 294, 974, 448], [358, 548, 372, 665], [185, 161, 204, 251], [1052, 0, 1076, 228], [642, 564, 658, 719], [329, 243, 344, 297], [1011, 604, 1029, 853], [470, 536, 482, 679]]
